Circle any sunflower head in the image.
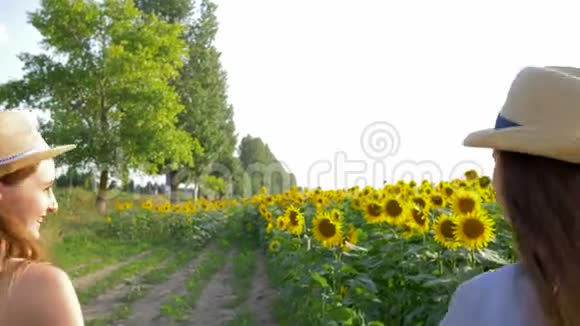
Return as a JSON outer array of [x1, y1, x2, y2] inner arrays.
[[142, 200, 154, 210], [269, 240, 281, 252], [464, 169, 479, 180], [330, 208, 343, 222], [265, 211, 273, 222], [361, 186, 373, 197], [421, 187, 433, 196], [412, 195, 428, 210], [312, 211, 343, 248], [452, 189, 482, 216], [393, 185, 402, 194], [341, 224, 359, 251], [276, 216, 288, 231], [259, 203, 268, 216], [478, 176, 491, 188], [284, 205, 305, 235], [454, 211, 496, 250], [432, 214, 461, 250], [430, 193, 446, 208], [409, 206, 429, 234], [266, 222, 274, 234], [351, 196, 363, 210], [383, 197, 407, 226], [443, 185, 454, 198], [363, 200, 386, 224], [400, 222, 415, 240]]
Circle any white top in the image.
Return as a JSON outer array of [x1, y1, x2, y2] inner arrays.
[[440, 263, 548, 326]]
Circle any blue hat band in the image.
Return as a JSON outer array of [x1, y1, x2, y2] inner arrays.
[[495, 114, 520, 129]]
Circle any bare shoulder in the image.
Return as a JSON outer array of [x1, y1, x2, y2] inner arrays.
[[20, 261, 71, 282], [2, 262, 84, 326]]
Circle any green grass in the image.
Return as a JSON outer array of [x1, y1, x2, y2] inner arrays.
[[226, 243, 258, 310], [85, 243, 206, 325], [77, 246, 172, 304], [41, 188, 177, 277], [226, 309, 257, 326], [160, 240, 232, 323]]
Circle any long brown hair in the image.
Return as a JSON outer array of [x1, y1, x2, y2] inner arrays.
[[497, 150, 580, 326], [0, 163, 46, 279]]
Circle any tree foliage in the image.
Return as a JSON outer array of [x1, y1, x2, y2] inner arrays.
[[136, 0, 237, 201], [0, 0, 198, 211], [1, 0, 296, 203], [238, 135, 295, 195]]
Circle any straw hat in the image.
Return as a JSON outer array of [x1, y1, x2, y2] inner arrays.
[[463, 65, 580, 163], [0, 110, 75, 178]]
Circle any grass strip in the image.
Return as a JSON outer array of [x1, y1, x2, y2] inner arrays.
[[77, 246, 170, 305], [85, 244, 206, 325], [159, 241, 231, 323]]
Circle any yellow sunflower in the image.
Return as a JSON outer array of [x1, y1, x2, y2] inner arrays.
[[330, 208, 343, 222], [361, 186, 373, 197], [383, 197, 407, 226], [269, 240, 281, 252], [454, 211, 495, 250], [451, 189, 482, 216], [363, 200, 387, 224], [259, 203, 268, 217], [141, 200, 153, 210], [312, 211, 343, 248], [478, 176, 492, 189], [266, 222, 274, 234], [432, 214, 461, 249], [442, 185, 454, 199], [412, 195, 428, 210], [408, 206, 430, 234], [265, 211, 273, 223], [284, 205, 305, 235], [464, 169, 479, 180], [429, 193, 446, 209], [421, 187, 433, 196], [341, 224, 359, 251], [400, 222, 415, 240], [276, 216, 288, 231], [351, 196, 363, 211]]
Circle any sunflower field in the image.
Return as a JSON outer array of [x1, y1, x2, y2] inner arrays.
[[105, 197, 238, 246], [101, 169, 515, 326], [239, 169, 516, 326]]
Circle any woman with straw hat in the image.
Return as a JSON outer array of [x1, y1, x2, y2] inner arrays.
[[440, 66, 580, 326], [0, 110, 83, 325]]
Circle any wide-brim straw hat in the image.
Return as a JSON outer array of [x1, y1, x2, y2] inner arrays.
[[463, 65, 580, 163], [0, 110, 75, 178]]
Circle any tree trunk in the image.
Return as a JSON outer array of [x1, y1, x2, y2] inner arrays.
[[167, 170, 179, 204], [96, 169, 108, 214], [192, 182, 199, 200]]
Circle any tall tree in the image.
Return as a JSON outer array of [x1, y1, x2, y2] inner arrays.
[[134, 0, 197, 202], [238, 135, 295, 195], [134, 0, 193, 23], [0, 0, 196, 212], [137, 0, 237, 202]]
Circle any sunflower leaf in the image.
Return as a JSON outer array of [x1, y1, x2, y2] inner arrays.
[[310, 272, 329, 288], [478, 248, 510, 265]]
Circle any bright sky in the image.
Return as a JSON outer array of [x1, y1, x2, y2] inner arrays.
[[2, 0, 580, 190]]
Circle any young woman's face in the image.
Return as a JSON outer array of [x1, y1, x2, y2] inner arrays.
[[0, 160, 59, 239]]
